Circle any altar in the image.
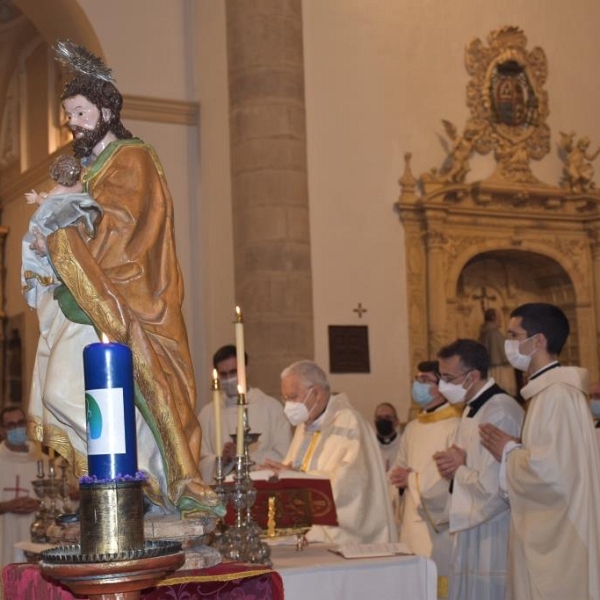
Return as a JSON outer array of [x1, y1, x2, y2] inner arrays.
[[1, 543, 436, 600], [273, 543, 437, 600]]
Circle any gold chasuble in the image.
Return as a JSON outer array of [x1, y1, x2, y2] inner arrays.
[[30, 139, 220, 516]]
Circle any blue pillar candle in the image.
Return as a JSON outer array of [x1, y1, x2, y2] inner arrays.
[[83, 341, 138, 480]]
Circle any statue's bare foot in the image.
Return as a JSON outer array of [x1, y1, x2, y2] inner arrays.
[[176, 479, 226, 519]]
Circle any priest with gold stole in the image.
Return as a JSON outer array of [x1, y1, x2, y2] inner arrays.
[[389, 360, 461, 596], [266, 360, 397, 545], [481, 303, 600, 600]]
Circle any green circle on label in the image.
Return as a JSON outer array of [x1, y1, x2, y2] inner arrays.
[[85, 393, 103, 439]]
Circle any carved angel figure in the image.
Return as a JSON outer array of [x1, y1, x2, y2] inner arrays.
[[437, 120, 480, 183], [559, 132, 600, 194]]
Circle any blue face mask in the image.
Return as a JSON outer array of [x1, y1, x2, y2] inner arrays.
[[412, 381, 435, 407], [6, 426, 27, 447]]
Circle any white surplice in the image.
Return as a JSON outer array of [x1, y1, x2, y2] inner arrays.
[[392, 403, 461, 580], [284, 393, 397, 545], [506, 366, 600, 600], [379, 431, 402, 526], [449, 379, 524, 600], [198, 387, 292, 482], [378, 431, 401, 472]]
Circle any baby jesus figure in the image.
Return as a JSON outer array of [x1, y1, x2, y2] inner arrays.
[[22, 154, 103, 308]]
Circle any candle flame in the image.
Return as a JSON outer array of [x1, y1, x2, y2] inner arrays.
[[237, 384, 243, 395], [101, 332, 109, 344], [235, 305, 243, 322], [212, 368, 221, 391]]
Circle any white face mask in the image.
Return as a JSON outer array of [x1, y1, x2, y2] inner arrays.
[[590, 399, 600, 419], [504, 335, 537, 372], [284, 388, 314, 426], [438, 372, 472, 405], [221, 375, 238, 398]]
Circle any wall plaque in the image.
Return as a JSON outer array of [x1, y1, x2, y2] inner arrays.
[[328, 325, 370, 374]]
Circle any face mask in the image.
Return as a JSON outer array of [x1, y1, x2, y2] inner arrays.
[[438, 372, 472, 405], [504, 336, 537, 372], [375, 418, 395, 437], [284, 388, 314, 426], [412, 381, 435, 407], [6, 427, 27, 447], [221, 375, 239, 398], [591, 399, 600, 419]]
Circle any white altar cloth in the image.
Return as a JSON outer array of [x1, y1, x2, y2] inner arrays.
[[270, 543, 437, 600]]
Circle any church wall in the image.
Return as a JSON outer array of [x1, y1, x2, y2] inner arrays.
[[77, 0, 237, 406], [79, 0, 600, 423], [195, 0, 237, 391], [9, 0, 599, 423], [300, 0, 600, 421]]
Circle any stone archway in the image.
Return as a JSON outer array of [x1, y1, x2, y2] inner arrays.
[[453, 249, 579, 365], [396, 26, 600, 414], [396, 168, 600, 383]]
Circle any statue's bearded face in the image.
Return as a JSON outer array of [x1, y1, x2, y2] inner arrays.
[[63, 94, 111, 158]]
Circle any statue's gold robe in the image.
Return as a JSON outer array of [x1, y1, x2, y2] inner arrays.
[[30, 139, 219, 514]]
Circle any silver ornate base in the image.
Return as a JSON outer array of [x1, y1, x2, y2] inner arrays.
[[211, 454, 271, 565]]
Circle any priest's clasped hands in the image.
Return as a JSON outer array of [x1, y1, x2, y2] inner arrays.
[[389, 465, 412, 488], [432, 425, 521, 480], [479, 423, 520, 462], [433, 445, 467, 480]]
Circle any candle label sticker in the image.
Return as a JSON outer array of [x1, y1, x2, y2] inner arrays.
[[85, 388, 126, 455]]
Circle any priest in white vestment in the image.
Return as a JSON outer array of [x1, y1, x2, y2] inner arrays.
[[266, 360, 397, 545], [199, 345, 291, 482], [589, 383, 600, 454], [374, 401, 404, 529], [390, 360, 462, 596], [374, 402, 403, 472], [434, 339, 524, 600], [0, 406, 45, 567], [480, 303, 600, 600]]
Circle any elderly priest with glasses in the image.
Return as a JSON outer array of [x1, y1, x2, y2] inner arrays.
[[264, 360, 396, 545]]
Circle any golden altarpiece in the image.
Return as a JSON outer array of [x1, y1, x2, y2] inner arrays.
[[397, 26, 600, 382]]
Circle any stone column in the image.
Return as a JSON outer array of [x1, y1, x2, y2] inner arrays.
[[590, 231, 600, 379], [425, 222, 448, 358], [225, 0, 313, 396]]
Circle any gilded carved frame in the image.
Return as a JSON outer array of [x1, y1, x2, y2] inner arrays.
[[396, 26, 600, 382]]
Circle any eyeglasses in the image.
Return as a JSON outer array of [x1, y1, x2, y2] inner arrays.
[[439, 370, 472, 384]]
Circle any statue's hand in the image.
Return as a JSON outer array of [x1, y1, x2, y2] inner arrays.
[[25, 190, 39, 204]]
